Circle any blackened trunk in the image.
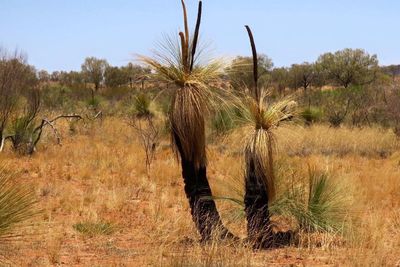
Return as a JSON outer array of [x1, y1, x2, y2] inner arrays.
[[174, 132, 234, 242], [244, 159, 273, 249]]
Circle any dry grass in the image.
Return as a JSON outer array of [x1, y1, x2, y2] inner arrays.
[[278, 125, 399, 158], [0, 118, 399, 266]]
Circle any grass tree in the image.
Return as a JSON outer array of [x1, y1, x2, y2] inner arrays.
[[242, 26, 295, 248], [0, 164, 37, 247], [139, 0, 235, 241]]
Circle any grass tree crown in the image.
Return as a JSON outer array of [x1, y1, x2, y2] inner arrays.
[[139, 0, 223, 168], [139, 0, 221, 89]]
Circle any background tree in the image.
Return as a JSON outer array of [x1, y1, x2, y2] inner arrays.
[[59, 71, 85, 87], [381, 64, 400, 82], [271, 67, 289, 96], [81, 57, 109, 100], [50, 71, 60, 82], [38, 70, 50, 83], [385, 88, 400, 136], [122, 63, 151, 89], [288, 62, 317, 93], [317, 48, 379, 88], [105, 64, 151, 89], [0, 49, 37, 150], [105, 66, 127, 88], [226, 54, 273, 91], [321, 89, 352, 127]]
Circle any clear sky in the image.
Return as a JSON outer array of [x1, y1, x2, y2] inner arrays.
[[1, 0, 400, 72]]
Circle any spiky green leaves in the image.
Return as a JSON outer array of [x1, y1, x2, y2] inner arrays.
[[139, 53, 221, 89], [0, 165, 37, 239], [132, 93, 153, 118], [243, 93, 296, 132], [305, 169, 349, 232], [270, 168, 350, 233]]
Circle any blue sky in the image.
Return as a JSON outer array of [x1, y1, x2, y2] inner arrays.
[[1, 0, 400, 72]]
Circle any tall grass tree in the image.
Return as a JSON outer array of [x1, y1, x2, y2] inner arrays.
[[139, 0, 235, 241]]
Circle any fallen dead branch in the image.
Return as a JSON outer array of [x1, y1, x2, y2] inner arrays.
[[1, 114, 82, 154]]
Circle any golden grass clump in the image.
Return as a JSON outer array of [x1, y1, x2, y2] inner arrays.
[[277, 124, 399, 157]]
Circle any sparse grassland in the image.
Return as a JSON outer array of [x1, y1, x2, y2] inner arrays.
[[1, 118, 399, 266]]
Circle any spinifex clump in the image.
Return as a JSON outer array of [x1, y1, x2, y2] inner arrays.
[[242, 26, 295, 248], [140, 0, 235, 241]]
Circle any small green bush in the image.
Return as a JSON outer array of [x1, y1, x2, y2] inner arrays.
[[211, 107, 243, 136], [73, 221, 116, 237], [41, 85, 72, 109], [102, 86, 132, 102], [87, 95, 102, 110], [9, 116, 37, 154], [301, 107, 323, 125], [270, 167, 350, 233], [131, 93, 153, 118]]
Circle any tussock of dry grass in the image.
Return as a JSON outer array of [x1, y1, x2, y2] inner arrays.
[[277, 125, 399, 158], [0, 118, 399, 266]]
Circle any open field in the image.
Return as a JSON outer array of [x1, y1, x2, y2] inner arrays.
[[1, 118, 399, 266]]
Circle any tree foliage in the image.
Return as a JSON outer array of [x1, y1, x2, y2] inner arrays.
[[226, 54, 273, 91], [81, 57, 109, 91], [288, 62, 317, 91], [104, 63, 150, 88], [317, 48, 379, 88], [271, 67, 289, 95], [0, 49, 37, 144]]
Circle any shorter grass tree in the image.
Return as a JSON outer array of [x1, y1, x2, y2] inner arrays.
[[241, 26, 296, 248]]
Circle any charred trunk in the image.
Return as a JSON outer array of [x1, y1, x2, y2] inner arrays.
[[173, 132, 234, 242], [244, 159, 293, 249], [244, 158, 273, 249]]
